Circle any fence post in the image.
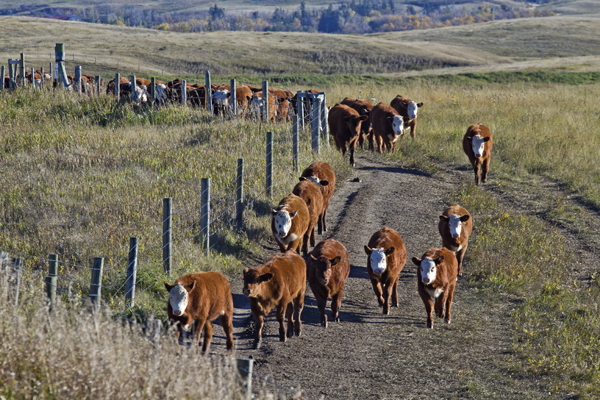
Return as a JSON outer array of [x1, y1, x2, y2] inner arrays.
[[74, 66, 82, 93], [30, 67, 35, 89], [312, 97, 321, 154], [181, 79, 187, 105], [237, 358, 254, 400], [19, 52, 24, 87], [201, 178, 210, 255], [0, 66, 4, 92], [8, 62, 16, 92], [293, 115, 299, 173], [297, 91, 304, 130], [130, 75, 137, 102], [49, 62, 53, 90], [236, 158, 244, 226], [230, 79, 236, 116], [40, 67, 45, 89], [266, 131, 273, 198], [89, 257, 103, 309], [114, 73, 120, 100], [95, 75, 100, 96], [150, 77, 156, 105], [321, 93, 328, 147], [125, 237, 138, 308], [55, 44, 69, 89], [163, 198, 172, 276], [11, 257, 22, 306], [46, 254, 58, 307], [205, 71, 212, 113], [262, 80, 269, 122]]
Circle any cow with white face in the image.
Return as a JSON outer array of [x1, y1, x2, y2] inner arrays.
[[364, 227, 407, 315], [369, 102, 405, 154], [270, 193, 310, 254], [390, 95, 424, 139], [164, 271, 234, 352], [212, 89, 230, 115], [463, 123, 493, 185], [412, 248, 459, 329], [439, 205, 472, 276], [389, 115, 405, 146], [156, 84, 169, 104]]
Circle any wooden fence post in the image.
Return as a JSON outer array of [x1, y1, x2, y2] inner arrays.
[[321, 93, 328, 147], [130, 75, 137, 102], [45, 254, 58, 307], [0, 66, 4, 92], [40, 67, 44, 89], [19, 52, 24, 87], [266, 131, 273, 198], [236, 158, 244, 226], [181, 79, 187, 105], [74, 66, 82, 93], [230, 79, 236, 116], [262, 80, 269, 121], [201, 178, 210, 255], [8, 61, 17, 92], [30, 67, 35, 89], [95, 75, 100, 96], [150, 77, 156, 105], [163, 198, 172, 276], [125, 237, 138, 308], [237, 358, 254, 400], [296, 91, 304, 130], [312, 96, 321, 154], [114, 73, 120, 100], [89, 257, 103, 309], [55, 44, 70, 89], [11, 257, 22, 306], [293, 115, 299, 173], [205, 71, 212, 113], [49, 62, 53, 90]]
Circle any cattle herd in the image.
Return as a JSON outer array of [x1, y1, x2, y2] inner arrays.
[[164, 92, 495, 352]]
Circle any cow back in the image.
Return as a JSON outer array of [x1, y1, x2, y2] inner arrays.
[[370, 102, 400, 136], [308, 239, 350, 297], [292, 180, 324, 227], [300, 161, 336, 206], [251, 250, 307, 306], [271, 193, 310, 238]]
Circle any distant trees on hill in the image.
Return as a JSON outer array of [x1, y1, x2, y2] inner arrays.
[[25, 1, 556, 34]]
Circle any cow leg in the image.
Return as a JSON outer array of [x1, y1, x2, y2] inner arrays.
[[349, 138, 358, 167], [219, 313, 235, 352], [358, 132, 365, 149], [253, 313, 264, 349], [285, 302, 295, 339], [331, 289, 343, 323], [391, 275, 399, 308], [456, 243, 468, 276], [419, 291, 434, 329], [368, 131, 375, 151], [294, 290, 304, 336], [473, 160, 481, 185], [410, 120, 417, 139], [276, 302, 287, 341], [310, 225, 316, 247], [316, 296, 328, 328], [370, 278, 384, 308], [194, 318, 207, 353], [302, 231, 310, 255], [381, 282, 391, 315], [202, 320, 213, 354], [276, 240, 287, 253], [317, 213, 323, 235], [322, 202, 329, 233], [481, 157, 491, 184], [292, 237, 303, 255], [445, 283, 456, 324]]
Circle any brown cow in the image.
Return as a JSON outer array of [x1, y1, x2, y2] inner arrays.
[[369, 102, 405, 154], [106, 76, 130, 95], [247, 91, 278, 121], [271, 193, 310, 254], [328, 103, 368, 167], [463, 123, 493, 185], [243, 250, 306, 348], [307, 239, 350, 327], [364, 227, 407, 315], [390, 95, 424, 139], [340, 97, 374, 149], [439, 205, 472, 276], [163, 271, 234, 352], [292, 180, 324, 255], [412, 248, 459, 329], [299, 161, 335, 234]]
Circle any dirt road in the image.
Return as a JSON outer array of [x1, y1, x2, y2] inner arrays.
[[219, 153, 564, 399]]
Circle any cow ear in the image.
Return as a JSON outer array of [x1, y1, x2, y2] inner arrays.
[[417, 102, 424, 108], [434, 256, 444, 265], [290, 210, 298, 218], [246, 95, 251, 101], [358, 115, 368, 121], [386, 116, 393, 122], [309, 254, 317, 260], [466, 137, 473, 142], [412, 257, 422, 266], [439, 215, 449, 221], [256, 273, 273, 284], [299, 176, 307, 181], [483, 137, 491, 142], [330, 256, 341, 266], [385, 247, 395, 255], [319, 180, 329, 186], [243, 267, 249, 275], [164, 281, 175, 292], [185, 281, 196, 293], [460, 215, 470, 222], [364, 245, 372, 255], [271, 209, 278, 215]]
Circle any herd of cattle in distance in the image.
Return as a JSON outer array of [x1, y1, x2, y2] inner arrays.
[[163, 92, 495, 352]]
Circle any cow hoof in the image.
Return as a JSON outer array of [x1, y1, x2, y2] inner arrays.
[[334, 317, 340, 323], [280, 334, 287, 342], [383, 309, 389, 315], [254, 339, 262, 349], [321, 321, 327, 328], [427, 323, 433, 329], [391, 302, 398, 307], [445, 318, 451, 324]]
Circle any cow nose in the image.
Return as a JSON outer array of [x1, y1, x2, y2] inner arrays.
[[452, 233, 459, 239], [319, 278, 328, 285], [422, 278, 430, 284], [475, 153, 481, 158], [173, 310, 183, 316], [243, 288, 250, 296]]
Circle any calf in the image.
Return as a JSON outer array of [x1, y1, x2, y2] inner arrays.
[[412, 248, 458, 329], [307, 239, 350, 327], [247, 91, 278, 121], [299, 161, 335, 234], [340, 97, 374, 150], [271, 193, 310, 254], [390, 95, 424, 139], [463, 123, 493, 185], [439, 205, 472, 276], [292, 180, 324, 255], [369, 102, 405, 154], [364, 227, 407, 315], [106, 76, 130, 96], [243, 250, 306, 348], [164, 271, 234, 352], [328, 103, 368, 167]]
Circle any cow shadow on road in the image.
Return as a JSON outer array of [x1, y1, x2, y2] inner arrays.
[[349, 264, 369, 280], [358, 165, 432, 178]]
